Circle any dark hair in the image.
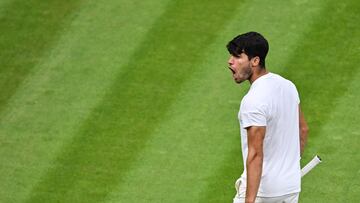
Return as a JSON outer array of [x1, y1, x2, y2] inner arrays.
[[226, 31, 269, 68]]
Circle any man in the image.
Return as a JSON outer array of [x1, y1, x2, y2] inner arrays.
[[227, 32, 309, 203]]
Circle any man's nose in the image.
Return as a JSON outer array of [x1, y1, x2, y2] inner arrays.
[[228, 57, 233, 65]]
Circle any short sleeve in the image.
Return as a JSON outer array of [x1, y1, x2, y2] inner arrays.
[[291, 82, 300, 104], [240, 100, 268, 129]]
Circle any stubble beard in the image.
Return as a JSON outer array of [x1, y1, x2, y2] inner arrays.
[[235, 64, 252, 84]]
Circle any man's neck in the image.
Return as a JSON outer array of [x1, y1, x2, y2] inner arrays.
[[249, 67, 269, 84]]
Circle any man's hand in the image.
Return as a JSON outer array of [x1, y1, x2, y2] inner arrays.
[[245, 126, 266, 203]]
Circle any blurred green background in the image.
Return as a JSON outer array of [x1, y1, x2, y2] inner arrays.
[[0, 0, 359, 202]]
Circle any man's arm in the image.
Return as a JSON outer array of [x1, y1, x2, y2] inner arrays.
[[245, 126, 266, 203], [299, 106, 309, 156]]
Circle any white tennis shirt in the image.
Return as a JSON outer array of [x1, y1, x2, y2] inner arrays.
[[238, 72, 301, 197]]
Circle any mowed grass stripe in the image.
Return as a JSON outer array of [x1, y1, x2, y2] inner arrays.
[[277, 0, 359, 158], [104, 62, 241, 202], [103, 10, 247, 201], [0, 1, 170, 202], [300, 71, 360, 203], [0, 0, 82, 114], [281, 0, 360, 135], [319, 71, 360, 203], [0, 0, 83, 201], [26, 0, 240, 202]]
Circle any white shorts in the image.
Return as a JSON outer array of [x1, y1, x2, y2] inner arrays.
[[233, 192, 299, 203], [233, 178, 299, 203]]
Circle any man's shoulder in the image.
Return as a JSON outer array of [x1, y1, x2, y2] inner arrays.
[[256, 73, 298, 94], [241, 90, 268, 111], [244, 73, 296, 102], [270, 73, 296, 87]]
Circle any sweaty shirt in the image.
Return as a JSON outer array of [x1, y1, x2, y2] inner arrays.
[[238, 72, 301, 197]]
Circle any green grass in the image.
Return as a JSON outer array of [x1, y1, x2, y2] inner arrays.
[[0, 0, 359, 202]]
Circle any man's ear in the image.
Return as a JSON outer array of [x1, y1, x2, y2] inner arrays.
[[251, 56, 260, 66]]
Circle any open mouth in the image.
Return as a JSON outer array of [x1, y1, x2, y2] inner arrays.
[[228, 67, 235, 74]]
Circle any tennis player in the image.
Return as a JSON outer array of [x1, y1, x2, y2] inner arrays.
[[227, 32, 309, 203]]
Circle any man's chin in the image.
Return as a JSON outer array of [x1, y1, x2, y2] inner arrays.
[[234, 78, 245, 84]]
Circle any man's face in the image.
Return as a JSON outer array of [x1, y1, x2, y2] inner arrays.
[[227, 53, 252, 84]]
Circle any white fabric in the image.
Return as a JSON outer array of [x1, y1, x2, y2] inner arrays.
[[233, 192, 299, 203], [237, 73, 301, 197], [233, 179, 299, 203]]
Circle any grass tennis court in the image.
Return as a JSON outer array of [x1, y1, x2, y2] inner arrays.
[[0, 0, 359, 202]]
